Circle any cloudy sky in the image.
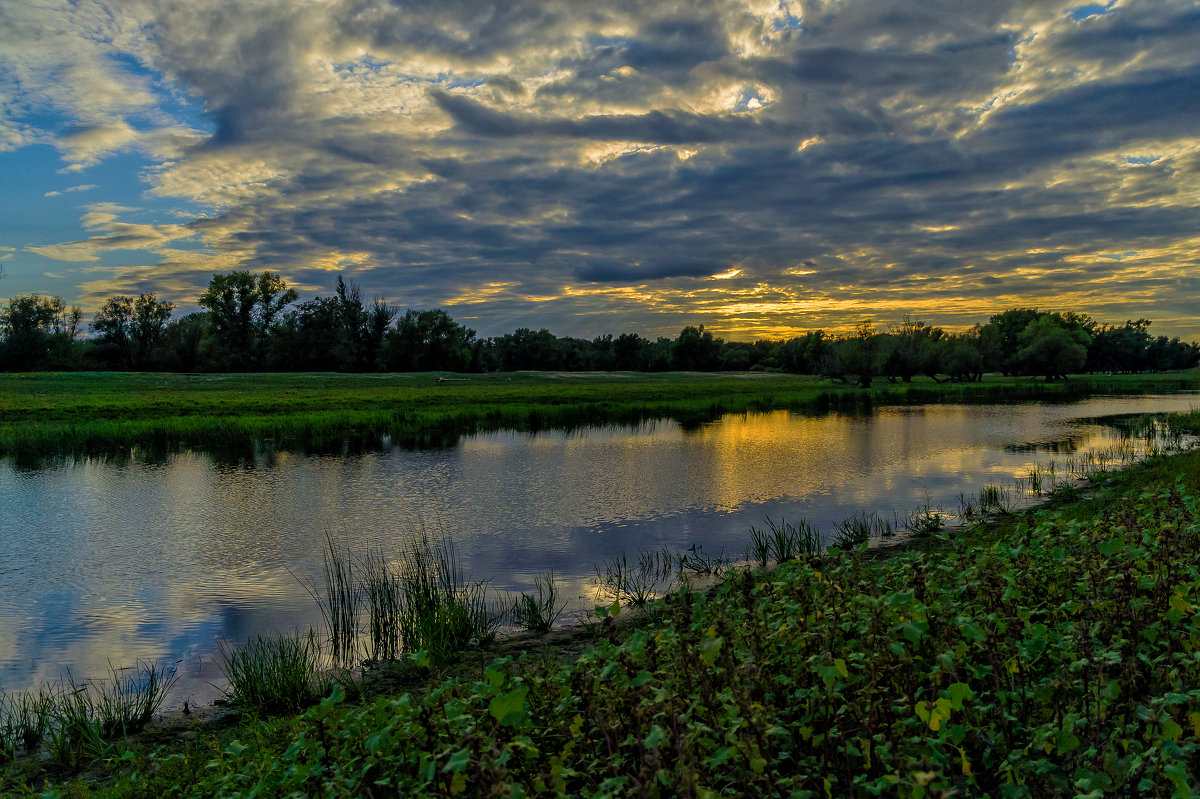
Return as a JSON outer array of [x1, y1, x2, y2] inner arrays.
[[1, 0, 1198, 341]]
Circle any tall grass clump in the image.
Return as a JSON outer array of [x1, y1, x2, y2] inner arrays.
[[0, 686, 54, 761], [220, 631, 331, 715], [832, 511, 890, 549], [362, 548, 403, 662], [35, 661, 178, 770], [595, 549, 676, 607], [319, 534, 360, 666], [746, 516, 821, 567], [978, 482, 1015, 515], [511, 570, 567, 634], [395, 536, 500, 662]]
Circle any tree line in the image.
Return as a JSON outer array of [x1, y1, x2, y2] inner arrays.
[[1, 270, 1197, 382]]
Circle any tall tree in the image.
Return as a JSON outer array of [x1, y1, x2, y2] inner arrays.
[[1016, 314, 1091, 381], [382, 308, 477, 372], [1, 294, 82, 371], [198, 270, 297, 370], [92, 293, 175, 369]]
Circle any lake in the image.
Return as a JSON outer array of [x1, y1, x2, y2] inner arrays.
[[1, 393, 1196, 705]]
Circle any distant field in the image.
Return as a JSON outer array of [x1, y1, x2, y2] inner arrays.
[[1, 369, 1197, 460]]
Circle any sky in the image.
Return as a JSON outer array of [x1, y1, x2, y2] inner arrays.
[[1, 0, 1198, 342]]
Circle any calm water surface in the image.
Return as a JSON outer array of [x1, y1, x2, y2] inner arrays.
[[1, 394, 1196, 703]]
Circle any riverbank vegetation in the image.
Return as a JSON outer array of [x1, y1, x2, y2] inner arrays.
[[3, 271, 1197, 379], [3, 413, 1199, 796], [2, 368, 1197, 461]]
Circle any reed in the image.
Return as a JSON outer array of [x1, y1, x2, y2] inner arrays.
[[595, 549, 675, 607], [362, 548, 403, 663], [511, 571, 566, 634], [319, 534, 360, 666], [978, 483, 1015, 515], [394, 536, 501, 661], [674, 543, 729, 576], [220, 631, 331, 714], [832, 511, 889, 549], [747, 516, 822, 567]]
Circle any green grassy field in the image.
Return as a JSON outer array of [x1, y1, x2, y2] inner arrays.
[[3, 412, 1199, 796], [2, 368, 1198, 461]]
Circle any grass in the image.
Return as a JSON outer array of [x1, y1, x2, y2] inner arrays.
[[594, 549, 676, 607], [1, 368, 1196, 461], [0, 661, 177, 772], [219, 632, 331, 715], [510, 571, 566, 634], [746, 516, 822, 566]]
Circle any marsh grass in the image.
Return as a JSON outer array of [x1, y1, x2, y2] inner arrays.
[[362, 549, 403, 663], [220, 631, 331, 714], [0, 661, 181, 770], [832, 511, 890, 549], [0, 686, 53, 761], [6, 369, 1195, 461], [595, 549, 676, 607], [747, 517, 821, 567], [393, 536, 501, 662], [511, 571, 567, 634], [319, 535, 360, 667], [674, 543, 729, 577], [978, 482, 1015, 515]]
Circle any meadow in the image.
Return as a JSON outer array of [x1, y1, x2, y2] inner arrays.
[[2, 368, 1198, 461]]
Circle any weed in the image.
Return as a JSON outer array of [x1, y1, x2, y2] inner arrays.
[[511, 571, 567, 634], [747, 516, 822, 566], [220, 631, 331, 714], [832, 511, 888, 549], [595, 549, 675, 606]]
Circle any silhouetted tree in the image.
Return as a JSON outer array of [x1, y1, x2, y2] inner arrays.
[[1, 294, 83, 371], [979, 308, 1042, 375], [382, 308, 476, 372], [671, 325, 723, 371], [198, 270, 297, 370], [92, 293, 175, 369]]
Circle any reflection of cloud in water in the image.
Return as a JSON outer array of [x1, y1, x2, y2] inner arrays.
[[1, 393, 1197, 697]]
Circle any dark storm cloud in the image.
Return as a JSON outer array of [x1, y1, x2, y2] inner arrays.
[[431, 91, 771, 144]]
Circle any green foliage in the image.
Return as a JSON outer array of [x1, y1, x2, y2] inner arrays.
[[219, 632, 332, 715], [747, 516, 821, 566], [6, 369, 1195, 463], [1017, 313, 1091, 381], [511, 571, 566, 634]]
